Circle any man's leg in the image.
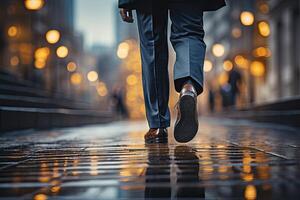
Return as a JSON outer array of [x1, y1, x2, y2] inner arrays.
[[170, 5, 206, 95], [136, 6, 170, 129], [169, 4, 206, 142]]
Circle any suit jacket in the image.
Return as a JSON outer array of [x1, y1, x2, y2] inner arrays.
[[118, 0, 226, 11]]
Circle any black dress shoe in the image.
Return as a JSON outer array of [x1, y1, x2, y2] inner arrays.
[[174, 83, 198, 143], [145, 128, 168, 144]]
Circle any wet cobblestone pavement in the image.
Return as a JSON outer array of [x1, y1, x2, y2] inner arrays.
[[0, 117, 300, 199]]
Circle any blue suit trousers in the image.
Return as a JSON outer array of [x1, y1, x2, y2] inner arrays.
[[136, 4, 206, 128]]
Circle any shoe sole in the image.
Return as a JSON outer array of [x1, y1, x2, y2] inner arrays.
[[174, 95, 198, 143]]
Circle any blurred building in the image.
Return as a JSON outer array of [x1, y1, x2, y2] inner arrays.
[[266, 0, 300, 100], [0, 0, 83, 97], [203, 0, 300, 111]]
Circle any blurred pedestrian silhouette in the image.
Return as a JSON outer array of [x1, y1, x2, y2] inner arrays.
[[111, 85, 128, 119], [227, 67, 242, 107]]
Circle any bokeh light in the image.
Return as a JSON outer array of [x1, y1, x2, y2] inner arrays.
[[232, 27, 242, 38], [204, 60, 213, 72], [10, 56, 19, 66], [46, 30, 60, 44], [126, 74, 138, 86], [212, 44, 225, 57], [24, 0, 45, 10], [7, 26, 18, 37], [70, 72, 83, 85], [35, 59, 46, 69], [234, 55, 249, 69], [218, 72, 228, 85], [244, 185, 257, 200], [56, 46, 68, 58], [240, 11, 254, 26], [117, 42, 130, 59], [253, 47, 271, 57], [96, 82, 108, 97], [258, 21, 270, 37], [67, 62, 77, 72], [259, 3, 269, 14], [34, 47, 50, 69], [33, 193, 47, 200], [223, 60, 233, 71], [87, 71, 99, 82], [250, 61, 265, 77], [35, 47, 50, 60]]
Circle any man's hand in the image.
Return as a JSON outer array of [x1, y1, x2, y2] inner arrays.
[[120, 8, 134, 23]]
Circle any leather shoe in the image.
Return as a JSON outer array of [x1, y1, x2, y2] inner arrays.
[[145, 128, 168, 144], [174, 83, 198, 143]]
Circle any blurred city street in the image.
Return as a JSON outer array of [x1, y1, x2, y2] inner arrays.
[[1, 0, 300, 199], [1, 117, 300, 199]]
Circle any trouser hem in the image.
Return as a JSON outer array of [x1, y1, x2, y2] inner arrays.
[[148, 120, 170, 129]]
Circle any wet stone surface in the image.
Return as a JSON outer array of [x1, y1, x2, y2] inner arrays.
[[0, 117, 300, 199]]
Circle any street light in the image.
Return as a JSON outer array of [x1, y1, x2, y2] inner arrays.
[[46, 30, 60, 44], [87, 71, 99, 82], [56, 46, 68, 58], [212, 44, 225, 57], [24, 0, 45, 10], [240, 11, 254, 26]]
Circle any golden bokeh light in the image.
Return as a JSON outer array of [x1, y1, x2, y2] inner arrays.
[[218, 72, 228, 85], [117, 42, 130, 59], [46, 30, 60, 44], [244, 185, 257, 200], [259, 3, 269, 14], [240, 11, 254, 26], [33, 193, 47, 200], [253, 47, 271, 57], [24, 0, 45, 10], [35, 59, 46, 69], [126, 74, 138, 86], [250, 61, 265, 77], [223, 60, 233, 71], [232, 27, 242, 38], [56, 46, 68, 58], [34, 47, 49, 69], [212, 44, 225, 57], [87, 70, 99, 82], [70, 72, 82, 85], [10, 56, 19, 66], [8, 26, 18, 37], [35, 47, 50, 60], [67, 62, 77, 72], [258, 21, 270, 37], [203, 60, 213, 72], [96, 82, 108, 97], [234, 55, 249, 69]]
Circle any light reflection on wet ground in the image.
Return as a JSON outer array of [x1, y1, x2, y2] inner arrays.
[[0, 118, 300, 199]]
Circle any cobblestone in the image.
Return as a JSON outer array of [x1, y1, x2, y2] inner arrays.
[[0, 118, 300, 199]]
